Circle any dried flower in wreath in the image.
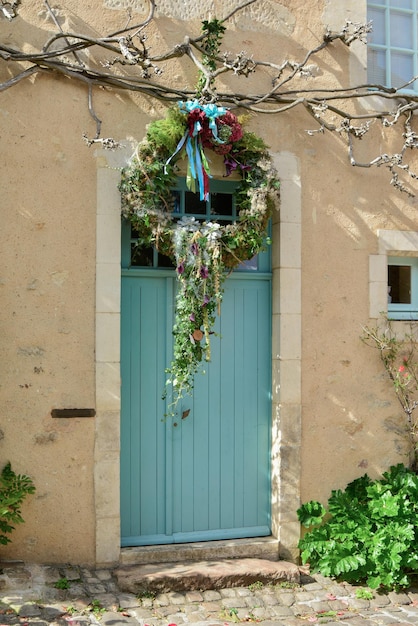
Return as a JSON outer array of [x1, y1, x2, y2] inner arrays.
[[119, 100, 280, 411]]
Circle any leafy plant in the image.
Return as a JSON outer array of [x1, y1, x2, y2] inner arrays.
[[317, 610, 338, 617], [196, 18, 226, 97], [355, 588, 373, 600], [137, 589, 156, 601], [275, 581, 300, 589], [54, 578, 70, 590], [220, 607, 240, 623], [298, 464, 418, 590], [0, 461, 35, 544], [88, 600, 106, 616], [248, 581, 264, 591]]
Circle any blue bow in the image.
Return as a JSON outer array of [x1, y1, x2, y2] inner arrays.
[[166, 101, 229, 201]]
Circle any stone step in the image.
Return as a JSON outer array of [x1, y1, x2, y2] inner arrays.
[[120, 536, 280, 566], [114, 558, 301, 594]]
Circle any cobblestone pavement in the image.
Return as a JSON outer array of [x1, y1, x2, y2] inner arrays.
[[2, 562, 418, 626]]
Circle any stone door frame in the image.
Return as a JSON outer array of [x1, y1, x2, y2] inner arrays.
[[93, 147, 302, 566]]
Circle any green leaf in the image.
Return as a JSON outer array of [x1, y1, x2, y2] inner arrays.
[[297, 500, 326, 527], [368, 490, 400, 518], [344, 473, 372, 499], [0, 462, 35, 544], [367, 575, 383, 589], [334, 554, 367, 576]]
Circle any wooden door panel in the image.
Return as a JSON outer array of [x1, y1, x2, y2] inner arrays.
[[120, 276, 171, 544], [121, 274, 271, 546]]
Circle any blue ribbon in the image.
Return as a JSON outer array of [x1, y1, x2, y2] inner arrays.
[[194, 137, 207, 201], [185, 135, 197, 180], [165, 100, 229, 200], [178, 100, 227, 143], [164, 132, 188, 173]]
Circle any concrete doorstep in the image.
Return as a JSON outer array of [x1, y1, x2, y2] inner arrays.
[[113, 557, 301, 594]]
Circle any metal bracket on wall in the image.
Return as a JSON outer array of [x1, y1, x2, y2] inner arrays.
[[51, 408, 96, 418]]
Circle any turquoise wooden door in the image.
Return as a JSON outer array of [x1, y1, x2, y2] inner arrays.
[[120, 186, 272, 546]]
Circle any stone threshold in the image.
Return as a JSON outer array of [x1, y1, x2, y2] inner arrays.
[[114, 556, 299, 594], [120, 536, 280, 566]]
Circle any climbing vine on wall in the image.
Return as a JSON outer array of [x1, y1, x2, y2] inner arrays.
[[2, 0, 418, 194]]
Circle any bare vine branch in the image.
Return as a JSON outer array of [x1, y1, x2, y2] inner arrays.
[[2, 0, 418, 192], [362, 318, 418, 465], [0, 0, 20, 20], [44, 0, 83, 66]]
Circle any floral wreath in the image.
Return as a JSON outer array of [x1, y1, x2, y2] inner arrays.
[[119, 100, 280, 412]]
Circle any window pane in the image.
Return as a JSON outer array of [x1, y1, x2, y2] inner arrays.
[[388, 265, 411, 303], [391, 51, 414, 86], [172, 190, 181, 213], [368, 48, 387, 83], [390, 0, 412, 9], [157, 252, 175, 268], [368, 7, 386, 45], [210, 192, 233, 216], [131, 243, 153, 267], [236, 256, 258, 271], [185, 191, 206, 214], [390, 12, 413, 48]]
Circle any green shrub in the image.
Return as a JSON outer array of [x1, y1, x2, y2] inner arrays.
[[0, 462, 35, 544], [297, 464, 418, 590]]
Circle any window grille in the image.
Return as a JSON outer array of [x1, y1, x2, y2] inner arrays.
[[368, 0, 418, 91]]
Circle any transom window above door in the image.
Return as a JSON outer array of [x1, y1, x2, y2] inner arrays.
[[171, 177, 240, 221], [367, 0, 418, 91], [121, 177, 268, 272]]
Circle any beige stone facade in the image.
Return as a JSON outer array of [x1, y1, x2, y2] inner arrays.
[[1, 0, 417, 567]]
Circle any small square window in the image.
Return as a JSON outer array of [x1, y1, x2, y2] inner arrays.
[[388, 256, 418, 318]]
